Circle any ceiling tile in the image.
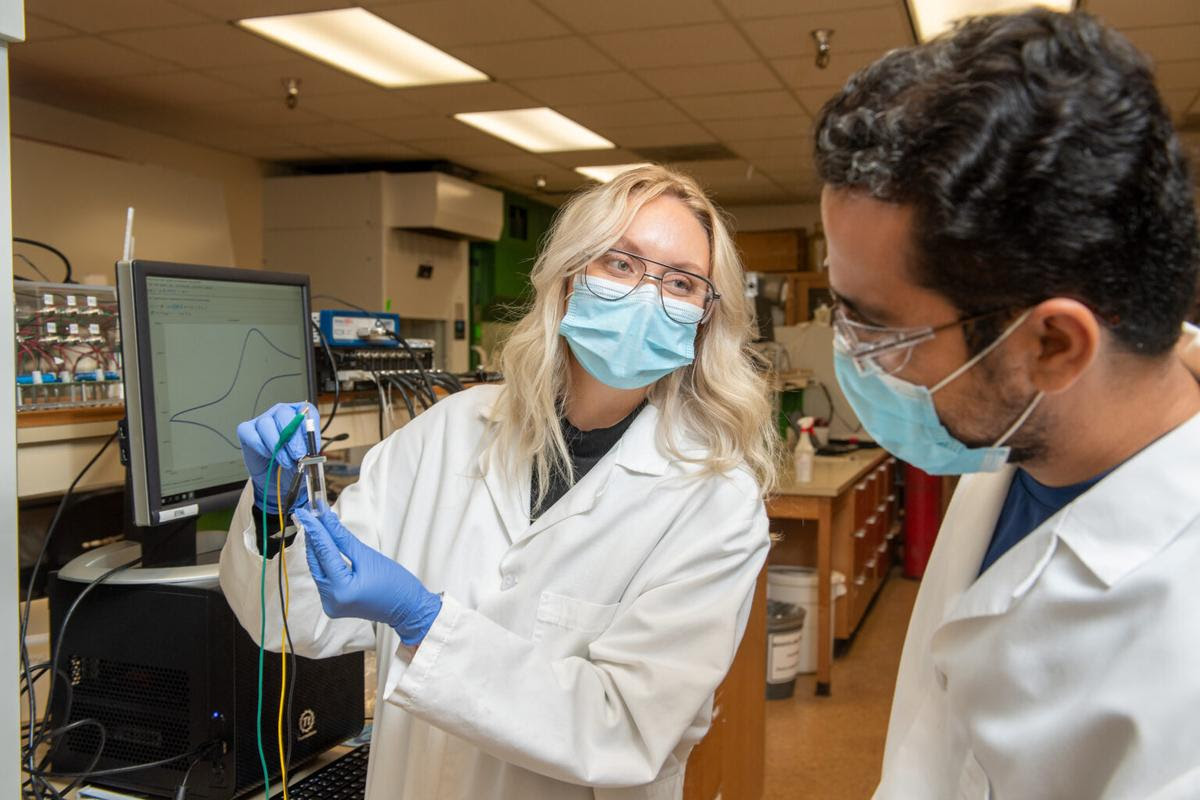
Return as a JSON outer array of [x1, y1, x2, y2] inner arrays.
[[492, 164, 580, 192], [317, 141, 428, 159], [448, 36, 616, 79], [537, 147, 648, 169], [536, 0, 725, 34], [194, 98, 330, 127], [242, 144, 331, 161], [11, 36, 177, 78], [169, 0, 356, 22], [512, 72, 656, 106], [556, 98, 689, 129], [592, 23, 758, 69], [392, 81, 540, 113], [294, 90, 431, 120], [794, 87, 841, 117], [739, 7, 911, 59], [181, 123, 303, 150], [24, 14, 79, 40], [1154, 60, 1200, 92], [205, 59, 376, 100], [372, 0, 567, 46], [676, 90, 803, 121], [1124, 25, 1200, 66], [727, 137, 812, 160], [638, 61, 782, 97], [452, 152, 561, 174], [106, 23, 298, 69], [27, 0, 207, 33], [600, 121, 715, 148], [772, 49, 882, 90], [405, 133, 527, 157], [1088, 0, 1200, 30], [266, 121, 386, 147], [704, 114, 812, 140], [91, 71, 259, 108], [357, 115, 468, 140], [719, 0, 895, 19]]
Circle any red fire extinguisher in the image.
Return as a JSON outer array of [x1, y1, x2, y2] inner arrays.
[[904, 464, 942, 579]]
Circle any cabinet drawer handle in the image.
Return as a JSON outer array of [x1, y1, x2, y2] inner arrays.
[[875, 502, 886, 513], [866, 558, 878, 569], [711, 705, 722, 722], [866, 515, 878, 525], [853, 528, 866, 539], [887, 493, 896, 503], [856, 482, 867, 492], [854, 574, 867, 586], [878, 543, 887, 553]]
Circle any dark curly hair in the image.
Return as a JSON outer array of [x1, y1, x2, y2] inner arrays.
[[815, 9, 1199, 356]]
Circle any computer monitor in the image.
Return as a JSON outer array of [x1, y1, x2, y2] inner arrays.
[[117, 260, 314, 554]]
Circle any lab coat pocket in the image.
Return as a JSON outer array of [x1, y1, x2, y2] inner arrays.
[[532, 591, 619, 658], [956, 751, 991, 800]]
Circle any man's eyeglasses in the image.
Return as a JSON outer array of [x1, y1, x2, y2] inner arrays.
[[832, 301, 1011, 375], [582, 248, 721, 325]]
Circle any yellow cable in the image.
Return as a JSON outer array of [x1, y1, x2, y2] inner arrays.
[[276, 470, 290, 799]]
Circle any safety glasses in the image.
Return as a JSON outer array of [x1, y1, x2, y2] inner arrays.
[[832, 302, 1011, 375]]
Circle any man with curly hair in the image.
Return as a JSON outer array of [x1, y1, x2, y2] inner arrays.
[[815, 9, 1200, 798]]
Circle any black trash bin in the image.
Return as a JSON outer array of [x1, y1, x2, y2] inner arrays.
[[766, 600, 807, 700]]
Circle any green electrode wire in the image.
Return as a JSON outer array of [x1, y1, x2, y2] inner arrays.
[[258, 409, 307, 797]]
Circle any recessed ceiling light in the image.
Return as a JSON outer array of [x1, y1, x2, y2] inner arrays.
[[575, 163, 653, 183], [454, 108, 615, 153], [905, 0, 1076, 42], [236, 8, 488, 88]]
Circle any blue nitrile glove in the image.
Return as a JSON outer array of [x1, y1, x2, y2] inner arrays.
[[295, 503, 442, 646], [236, 402, 321, 515]]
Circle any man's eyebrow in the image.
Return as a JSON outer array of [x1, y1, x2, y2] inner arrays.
[[830, 288, 895, 327]]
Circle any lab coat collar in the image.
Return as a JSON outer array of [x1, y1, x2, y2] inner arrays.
[[1055, 408, 1200, 587], [612, 402, 671, 477]]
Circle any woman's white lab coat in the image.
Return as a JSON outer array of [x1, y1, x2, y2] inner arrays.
[[876, 326, 1200, 799], [219, 384, 769, 800]]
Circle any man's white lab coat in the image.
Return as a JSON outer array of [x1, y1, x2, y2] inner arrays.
[[876, 325, 1200, 799], [219, 384, 768, 800]]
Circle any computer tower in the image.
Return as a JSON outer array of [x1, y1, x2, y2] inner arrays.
[[47, 575, 364, 799]]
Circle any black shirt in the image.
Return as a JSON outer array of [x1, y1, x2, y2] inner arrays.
[[531, 403, 646, 520]]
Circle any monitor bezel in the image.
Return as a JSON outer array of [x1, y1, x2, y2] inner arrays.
[[118, 259, 315, 527]]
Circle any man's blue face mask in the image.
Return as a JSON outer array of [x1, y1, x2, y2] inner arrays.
[[559, 275, 702, 390], [833, 309, 1043, 475]]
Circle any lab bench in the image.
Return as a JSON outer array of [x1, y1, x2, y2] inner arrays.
[[767, 449, 900, 695]]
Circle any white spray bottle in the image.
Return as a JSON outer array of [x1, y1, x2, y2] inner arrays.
[[793, 415, 815, 484]]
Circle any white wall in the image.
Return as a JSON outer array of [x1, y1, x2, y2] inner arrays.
[[10, 97, 265, 272], [3, 4, 25, 796]]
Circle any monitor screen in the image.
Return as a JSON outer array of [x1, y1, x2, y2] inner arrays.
[[119, 261, 313, 526]]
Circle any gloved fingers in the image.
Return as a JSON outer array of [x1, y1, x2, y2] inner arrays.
[[236, 419, 272, 475], [271, 403, 309, 464], [302, 524, 328, 584], [296, 508, 351, 583], [315, 503, 364, 561]]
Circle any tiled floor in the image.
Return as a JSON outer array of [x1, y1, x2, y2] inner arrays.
[[764, 572, 920, 800]]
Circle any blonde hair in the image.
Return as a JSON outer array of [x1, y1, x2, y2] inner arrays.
[[491, 165, 779, 502]]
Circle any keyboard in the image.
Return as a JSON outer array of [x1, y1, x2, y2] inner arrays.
[[271, 743, 369, 800]]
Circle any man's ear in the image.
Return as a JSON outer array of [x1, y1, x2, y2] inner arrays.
[[1025, 298, 1101, 394]]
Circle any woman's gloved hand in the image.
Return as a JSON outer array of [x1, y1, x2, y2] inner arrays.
[[236, 402, 321, 514], [295, 503, 442, 646]]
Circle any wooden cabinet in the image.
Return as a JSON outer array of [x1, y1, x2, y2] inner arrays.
[[683, 569, 767, 800], [840, 458, 900, 636], [735, 229, 808, 272]]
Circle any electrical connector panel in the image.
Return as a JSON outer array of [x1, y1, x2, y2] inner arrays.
[[15, 281, 122, 411]]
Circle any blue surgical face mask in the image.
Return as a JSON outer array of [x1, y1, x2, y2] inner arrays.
[[833, 310, 1043, 475], [559, 275, 701, 390]]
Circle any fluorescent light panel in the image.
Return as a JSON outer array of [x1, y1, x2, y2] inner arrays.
[[906, 0, 1076, 42], [575, 163, 653, 183], [237, 8, 488, 88], [455, 108, 615, 153]]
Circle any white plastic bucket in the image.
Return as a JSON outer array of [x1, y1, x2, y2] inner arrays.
[[766, 566, 846, 674]]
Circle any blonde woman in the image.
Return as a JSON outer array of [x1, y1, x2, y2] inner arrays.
[[220, 165, 777, 800]]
